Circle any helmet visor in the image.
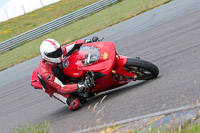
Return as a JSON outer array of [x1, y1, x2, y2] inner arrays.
[[45, 47, 63, 58]]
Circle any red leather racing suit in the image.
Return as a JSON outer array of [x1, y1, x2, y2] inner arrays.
[[37, 40, 86, 110]]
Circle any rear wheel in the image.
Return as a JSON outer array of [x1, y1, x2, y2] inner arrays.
[[125, 58, 159, 80]]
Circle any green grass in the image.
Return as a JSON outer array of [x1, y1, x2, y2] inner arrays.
[[13, 121, 50, 133], [0, 0, 172, 71], [146, 121, 200, 133], [176, 122, 200, 133], [100, 121, 200, 133], [13, 120, 200, 133]]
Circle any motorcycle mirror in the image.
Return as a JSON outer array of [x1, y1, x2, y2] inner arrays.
[[100, 37, 104, 41]]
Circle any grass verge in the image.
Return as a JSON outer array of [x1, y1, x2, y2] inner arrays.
[[0, 0, 172, 71], [13, 118, 200, 133], [13, 121, 50, 133], [100, 120, 200, 133]]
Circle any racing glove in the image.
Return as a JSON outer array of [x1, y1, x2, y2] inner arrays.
[[92, 36, 99, 42], [77, 76, 95, 93], [84, 36, 99, 43]]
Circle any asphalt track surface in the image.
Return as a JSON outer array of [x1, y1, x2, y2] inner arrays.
[[1, 0, 200, 132]]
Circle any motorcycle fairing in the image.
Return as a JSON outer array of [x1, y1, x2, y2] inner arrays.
[[62, 41, 117, 78]]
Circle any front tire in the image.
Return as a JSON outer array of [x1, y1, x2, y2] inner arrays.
[[125, 58, 159, 80]]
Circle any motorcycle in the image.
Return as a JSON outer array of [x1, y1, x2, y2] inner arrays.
[[31, 39, 159, 100]]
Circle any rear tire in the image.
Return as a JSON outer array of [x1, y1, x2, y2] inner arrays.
[[125, 58, 159, 80]]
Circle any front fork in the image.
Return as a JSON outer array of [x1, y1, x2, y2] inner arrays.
[[112, 55, 136, 83]]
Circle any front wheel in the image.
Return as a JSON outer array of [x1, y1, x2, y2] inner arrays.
[[125, 58, 159, 80]]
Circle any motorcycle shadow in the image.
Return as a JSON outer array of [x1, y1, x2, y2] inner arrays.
[[86, 80, 152, 105], [48, 78, 160, 117], [83, 75, 161, 110]]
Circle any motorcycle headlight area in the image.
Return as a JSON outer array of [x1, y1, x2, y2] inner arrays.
[[80, 46, 100, 65]]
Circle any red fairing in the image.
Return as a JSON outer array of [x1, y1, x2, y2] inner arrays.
[[79, 41, 116, 76], [115, 55, 128, 66], [63, 41, 117, 78], [114, 55, 135, 78], [62, 41, 133, 93]]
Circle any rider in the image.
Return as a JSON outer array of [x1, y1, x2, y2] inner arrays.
[[37, 37, 98, 110]]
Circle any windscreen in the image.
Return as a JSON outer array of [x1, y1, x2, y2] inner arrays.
[[80, 46, 100, 65]]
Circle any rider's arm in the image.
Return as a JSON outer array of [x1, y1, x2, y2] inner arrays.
[[40, 72, 78, 94], [62, 36, 99, 54], [62, 39, 92, 55]]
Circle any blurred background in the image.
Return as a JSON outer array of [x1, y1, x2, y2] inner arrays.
[[0, 0, 60, 22]]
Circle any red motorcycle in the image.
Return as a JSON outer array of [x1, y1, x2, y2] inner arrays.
[[31, 40, 159, 99]]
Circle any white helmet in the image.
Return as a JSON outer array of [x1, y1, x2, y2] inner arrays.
[[40, 39, 63, 63]]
